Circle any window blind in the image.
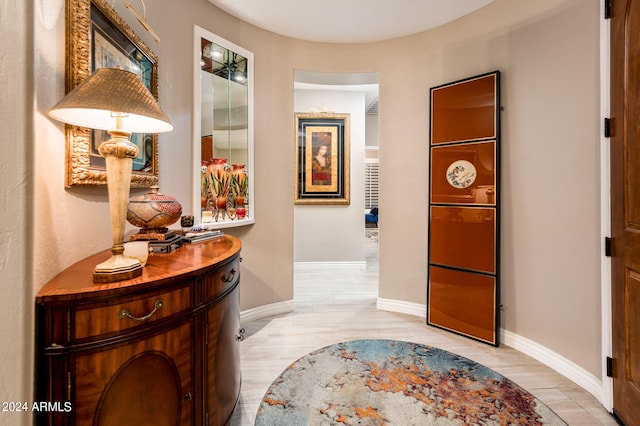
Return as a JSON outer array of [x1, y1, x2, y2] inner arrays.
[[365, 160, 379, 209]]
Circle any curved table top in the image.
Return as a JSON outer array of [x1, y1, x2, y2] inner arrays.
[[36, 235, 242, 303]]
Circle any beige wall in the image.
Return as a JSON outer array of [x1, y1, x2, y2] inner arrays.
[[2, 1, 33, 425], [285, 0, 601, 375], [377, 0, 602, 374], [27, 0, 601, 410]]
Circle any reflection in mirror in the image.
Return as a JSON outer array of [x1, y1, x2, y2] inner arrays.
[[194, 26, 254, 228]]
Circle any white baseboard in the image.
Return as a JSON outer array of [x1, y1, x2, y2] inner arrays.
[[377, 297, 426, 318], [377, 298, 605, 406], [240, 300, 295, 323], [294, 261, 367, 270], [500, 329, 605, 406]]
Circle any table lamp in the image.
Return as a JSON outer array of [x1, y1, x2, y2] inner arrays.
[[48, 67, 174, 283]]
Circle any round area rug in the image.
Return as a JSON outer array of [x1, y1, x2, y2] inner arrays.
[[255, 339, 567, 425]]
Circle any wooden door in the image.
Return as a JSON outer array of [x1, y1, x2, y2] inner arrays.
[[611, 0, 640, 424]]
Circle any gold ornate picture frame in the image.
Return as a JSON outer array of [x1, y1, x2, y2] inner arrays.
[[65, 0, 159, 187], [294, 112, 350, 205]]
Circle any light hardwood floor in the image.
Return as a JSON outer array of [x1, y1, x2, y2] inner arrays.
[[230, 229, 616, 425]]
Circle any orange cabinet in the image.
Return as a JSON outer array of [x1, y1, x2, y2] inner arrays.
[[428, 72, 500, 346]]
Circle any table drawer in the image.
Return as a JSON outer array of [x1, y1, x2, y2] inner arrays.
[[204, 258, 239, 302], [73, 285, 191, 341]]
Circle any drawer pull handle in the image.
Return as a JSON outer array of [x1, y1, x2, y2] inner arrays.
[[222, 269, 236, 283], [119, 299, 164, 321]]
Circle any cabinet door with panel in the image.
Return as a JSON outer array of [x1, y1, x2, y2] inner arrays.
[[205, 285, 242, 425], [75, 320, 194, 425]]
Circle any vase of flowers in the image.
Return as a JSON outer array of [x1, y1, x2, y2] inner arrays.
[[231, 164, 248, 209], [207, 158, 231, 219], [201, 160, 211, 208]]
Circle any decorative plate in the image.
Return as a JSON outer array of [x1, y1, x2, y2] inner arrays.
[[446, 160, 477, 188]]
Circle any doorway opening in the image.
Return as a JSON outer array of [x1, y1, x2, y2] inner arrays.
[[292, 70, 379, 309]]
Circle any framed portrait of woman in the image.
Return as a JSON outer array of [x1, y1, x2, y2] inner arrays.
[[294, 112, 350, 205]]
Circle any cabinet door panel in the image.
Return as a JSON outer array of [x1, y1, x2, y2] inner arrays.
[[206, 285, 241, 425], [429, 206, 495, 274], [431, 73, 497, 144], [94, 353, 181, 425], [428, 266, 496, 344], [74, 321, 194, 425]]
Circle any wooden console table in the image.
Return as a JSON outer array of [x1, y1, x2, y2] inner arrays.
[[35, 235, 243, 425]]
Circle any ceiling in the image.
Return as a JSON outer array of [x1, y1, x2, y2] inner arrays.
[[207, 0, 496, 44]]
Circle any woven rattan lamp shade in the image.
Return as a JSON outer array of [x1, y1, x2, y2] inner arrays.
[[48, 67, 173, 133]]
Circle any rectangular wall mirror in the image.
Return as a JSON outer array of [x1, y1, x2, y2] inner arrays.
[[193, 25, 254, 228]]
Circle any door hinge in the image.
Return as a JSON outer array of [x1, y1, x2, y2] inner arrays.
[[605, 237, 612, 257], [604, 117, 611, 138], [605, 0, 611, 19], [606, 356, 613, 377]]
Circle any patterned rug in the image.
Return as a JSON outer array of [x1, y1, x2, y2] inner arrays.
[[255, 339, 566, 425], [365, 228, 378, 244]]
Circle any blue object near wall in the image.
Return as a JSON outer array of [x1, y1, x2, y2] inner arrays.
[[365, 208, 378, 226]]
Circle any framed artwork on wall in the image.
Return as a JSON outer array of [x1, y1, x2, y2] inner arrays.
[[64, 0, 159, 187], [294, 112, 350, 205]]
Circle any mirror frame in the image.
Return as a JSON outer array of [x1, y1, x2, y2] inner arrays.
[[193, 25, 255, 228], [65, 0, 159, 187]]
